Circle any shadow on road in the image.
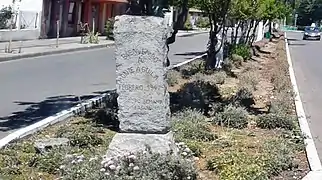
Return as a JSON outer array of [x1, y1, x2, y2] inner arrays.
[[174, 51, 206, 56], [0, 91, 112, 132], [287, 38, 306, 46]]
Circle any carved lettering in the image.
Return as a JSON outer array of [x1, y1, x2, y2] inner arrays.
[[119, 48, 161, 63], [118, 66, 159, 81]]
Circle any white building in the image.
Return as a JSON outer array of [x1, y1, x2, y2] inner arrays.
[[0, 0, 43, 42]]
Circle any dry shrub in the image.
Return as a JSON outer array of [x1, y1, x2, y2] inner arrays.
[[191, 71, 227, 85], [238, 71, 259, 91], [167, 70, 182, 86]]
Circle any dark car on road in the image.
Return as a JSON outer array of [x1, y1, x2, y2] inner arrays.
[[303, 26, 321, 40]]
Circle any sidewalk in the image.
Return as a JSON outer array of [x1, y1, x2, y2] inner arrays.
[[0, 30, 208, 62]]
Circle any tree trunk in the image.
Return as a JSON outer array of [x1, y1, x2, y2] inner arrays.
[[250, 21, 260, 44], [245, 20, 254, 45]]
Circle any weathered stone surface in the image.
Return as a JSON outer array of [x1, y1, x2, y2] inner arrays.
[[34, 138, 69, 151], [114, 15, 170, 133], [106, 132, 178, 158]]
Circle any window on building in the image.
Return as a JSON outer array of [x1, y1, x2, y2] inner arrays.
[[68, 2, 76, 24]]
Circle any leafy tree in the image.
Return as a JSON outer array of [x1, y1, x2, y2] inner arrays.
[[0, 6, 13, 29]]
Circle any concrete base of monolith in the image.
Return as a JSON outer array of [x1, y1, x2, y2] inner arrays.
[[106, 132, 178, 158], [106, 15, 176, 157]]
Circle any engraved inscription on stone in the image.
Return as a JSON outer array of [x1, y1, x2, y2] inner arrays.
[[119, 48, 162, 63]]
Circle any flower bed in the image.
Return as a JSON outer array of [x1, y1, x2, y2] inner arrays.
[[0, 36, 309, 179]]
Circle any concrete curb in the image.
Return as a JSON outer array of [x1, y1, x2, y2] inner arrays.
[[0, 31, 208, 63], [0, 92, 112, 149], [0, 43, 114, 63], [284, 32, 322, 179], [0, 55, 204, 149]]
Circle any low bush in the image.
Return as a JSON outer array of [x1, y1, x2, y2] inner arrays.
[[170, 80, 221, 114], [213, 104, 249, 129], [59, 149, 198, 180], [256, 112, 296, 130], [183, 15, 193, 30], [171, 109, 216, 142], [230, 44, 251, 60], [104, 18, 115, 40], [231, 54, 244, 68], [206, 138, 298, 180], [167, 70, 182, 86], [195, 17, 210, 28], [238, 70, 259, 91], [180, 59, 205, 78], [228, 87, 255, 108], [191, 71, 227, 85], [269, 91, 294, 114]]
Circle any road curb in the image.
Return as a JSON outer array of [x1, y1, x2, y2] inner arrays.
[[0, 55, 203, 149], [0, 43, 114, 63], [284, 32, 322, 179]]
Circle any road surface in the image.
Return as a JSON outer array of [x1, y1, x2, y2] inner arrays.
[[287, 31, 322, 163], [0, 33, 209, 138]]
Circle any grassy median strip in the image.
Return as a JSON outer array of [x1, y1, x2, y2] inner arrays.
[[0, 37, 309, 180]]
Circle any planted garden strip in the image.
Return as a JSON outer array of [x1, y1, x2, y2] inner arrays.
[[0, 36, 310, 179]]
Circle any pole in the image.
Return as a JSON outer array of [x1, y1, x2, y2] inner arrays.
[[294, 13, 298, 27], [56, 20, 60, 48]]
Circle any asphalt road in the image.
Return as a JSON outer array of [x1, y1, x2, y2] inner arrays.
[[287, 31, 322, 163], [0, 33, 209, 138]]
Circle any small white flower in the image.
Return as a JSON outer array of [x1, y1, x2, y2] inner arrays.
[[187, 176, 191, 180], [100, 168, 106, 172], [59, 165, 65, 169], [133, 166, 140, 171], [104, 172, 110, 176], [116, 165, 122, 171], [77, 158, 83, 163], [142, 151, 148, 154], [109, 165, 116, 170], [181, 152, 188, 156], [184, 148, 191, 152], [129, 163, 134, 167], [78, 155, 85, 159], [65, 154, 73, 159], [128, 155, 136, 160], [71, 160, 76, 164], [107, 160, 114, 166]]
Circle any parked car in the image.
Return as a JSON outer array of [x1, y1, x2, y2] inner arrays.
[[303, 26, 321, 40]]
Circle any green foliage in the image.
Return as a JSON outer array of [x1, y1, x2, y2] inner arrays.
[[172, 109, 216, 142], [55, 123, 104, 148], [191, 71, 227, 85], [83, 31, 100, 44], [195, 17, 210, 28], [229, 87, 255, 108], [213, 104, 249, 129], [104, 18, 115, 40], [184, 14, 193, 30], [230, 44, 251, 60], [206, 137, 298, 180], [0, 6, 13, 29], [257, 112, 296, 130], [180, 59, 206, 78]]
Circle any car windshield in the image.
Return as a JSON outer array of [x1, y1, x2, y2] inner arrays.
[[305, 27, 320, 32]]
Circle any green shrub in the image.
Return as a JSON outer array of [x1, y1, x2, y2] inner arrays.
[[256, 112, 296, 130], [83, 31, 100, 44], [195, 17, 210, 28], [180, 59, 205, 78], [55, 124, 104, 148], [183, 14, 193, 30], [231, 54, 244, 68], [213, 104, 249, 129], [167, 70, 181, 86], [269, 91, 294, 114], [230, 44, 251, 60], [104, 18, 115, 40], [171, 109, 216, 142], [206, 138, 297, 180], [229, 87, 255, 108]]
